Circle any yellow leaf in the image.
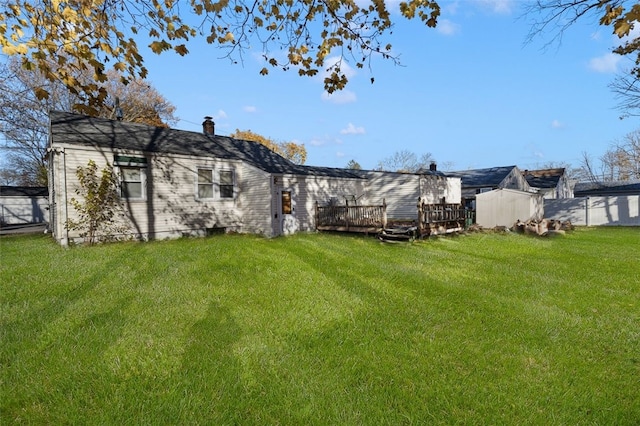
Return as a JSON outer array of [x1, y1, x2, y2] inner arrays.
[[2, 43, 27, 55], [174, 44, 188, 55], [614, 21, 631, 38], [34, 87, 49, 100]]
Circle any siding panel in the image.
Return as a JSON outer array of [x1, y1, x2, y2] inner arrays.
[[52, 144, 247, 243]]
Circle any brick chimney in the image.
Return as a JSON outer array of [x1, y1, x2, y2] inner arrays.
[[429, 161, 437, 172], [202, 116, 215, 135]]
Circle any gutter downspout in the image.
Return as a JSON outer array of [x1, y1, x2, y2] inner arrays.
[[61, 148, 69, 246]]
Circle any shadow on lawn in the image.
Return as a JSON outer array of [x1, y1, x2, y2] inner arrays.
[[173, 301, 244, 420]]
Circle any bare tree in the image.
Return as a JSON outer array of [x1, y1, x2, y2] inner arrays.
[[376, 150, 435, 173], [525, 0, 640, 118], [0, 58, 177, 185], [610, 72, 640, 119], [577, 130, 640, 182]]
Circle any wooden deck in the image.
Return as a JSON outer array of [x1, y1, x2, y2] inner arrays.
[[315, 200, 387, 233], [417, 197, 469, 236], [315, 198, 471, 238]]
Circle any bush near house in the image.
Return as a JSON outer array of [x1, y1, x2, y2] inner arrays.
[[1, 228, 639, 424]]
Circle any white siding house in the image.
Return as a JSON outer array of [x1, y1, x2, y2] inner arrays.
[[354, 170, 461, 221], [49, 111, 461, 245], [523, 168, 573, 199]]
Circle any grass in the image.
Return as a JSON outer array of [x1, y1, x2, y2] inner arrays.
[[1, 228, 639, 424]]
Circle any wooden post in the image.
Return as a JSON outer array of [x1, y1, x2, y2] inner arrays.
[[417, 197, 423, 235], [382, 198, 387, 229]]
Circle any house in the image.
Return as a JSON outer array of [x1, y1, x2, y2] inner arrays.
[[447, 165, 530, 209], [48, 111, 460, 245], [352, 164, 460, 221], [522, 168, 573, 199], [475, 188, 544, 228], [0, 186, 49, 226]]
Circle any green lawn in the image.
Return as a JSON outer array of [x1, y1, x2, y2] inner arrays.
[[1, 228, 639, 424]]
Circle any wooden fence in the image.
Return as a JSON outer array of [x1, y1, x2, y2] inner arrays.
[[315, 200, 387, 233], [417, 197, 469, 236]]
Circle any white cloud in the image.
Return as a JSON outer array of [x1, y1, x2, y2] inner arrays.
[[551, 119, 564, 129], [479, 0, 514, 14], [214, 109, 228, 120], [588, 53, 621, 73], [321, 90, 357, 104], [316, 57, 358, 103], [243, 105, 257, 113], [336, 151, 345, 158], [621, 24, 640, 44], [340, 122, 366, 135], [443, 1, 459, 15], [309, 138, 325, 147], [322, 56, 357, 80], [437, 19, 460, 36]]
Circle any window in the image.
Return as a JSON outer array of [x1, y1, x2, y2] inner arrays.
[[115, 155, 147, 200], [281, 191, 292, 214], [197, 168, 214, 199], [220, 170, 234, 198], [121, 167, 144, 199]]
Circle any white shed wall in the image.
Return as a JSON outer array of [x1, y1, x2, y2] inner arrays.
[[476, 189, 544, 228]]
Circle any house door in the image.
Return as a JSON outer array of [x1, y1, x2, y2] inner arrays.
[[277, 188, 298, 235]]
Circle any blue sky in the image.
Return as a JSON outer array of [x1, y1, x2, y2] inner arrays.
[[140, 0, 639, 172]]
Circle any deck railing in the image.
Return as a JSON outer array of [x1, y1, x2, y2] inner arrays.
[[315, 200, 386, 232], [417, 197, 469, 236]]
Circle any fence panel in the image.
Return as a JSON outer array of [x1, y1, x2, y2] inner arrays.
[[544, 196, 639, 226]]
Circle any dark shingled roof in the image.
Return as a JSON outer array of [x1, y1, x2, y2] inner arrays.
[[0, 186, 48, 197], [50, 111, 364, 179], [574, 180, 640, 196], [523, 168, 565, 189], [447, 166, 517, 188]]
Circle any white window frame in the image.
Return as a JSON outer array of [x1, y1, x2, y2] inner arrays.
[[114, 156, 148, 201], [196, 167, 215, 200], [219, 169, 235, 199]]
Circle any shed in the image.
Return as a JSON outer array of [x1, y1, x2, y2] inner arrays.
[[476, 188, 543, 228], [448, 165, 529, 209]]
